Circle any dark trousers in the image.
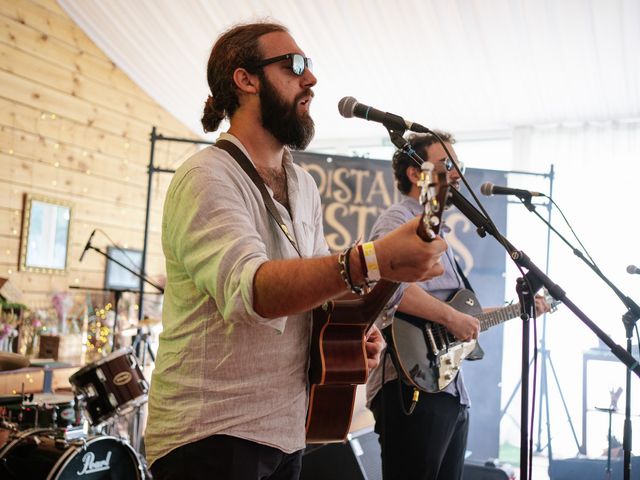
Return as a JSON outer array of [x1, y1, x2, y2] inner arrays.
[[150, 434, 303, 480], [370, 379, 469, 480]]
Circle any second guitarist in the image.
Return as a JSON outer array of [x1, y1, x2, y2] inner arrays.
[[366, 131, 552, 480]]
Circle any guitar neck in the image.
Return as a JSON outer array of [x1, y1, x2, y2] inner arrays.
[[477, 303, 522, 331], [362, 279, 401, 328]]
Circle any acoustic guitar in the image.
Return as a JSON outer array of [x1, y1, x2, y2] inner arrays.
[[305, 160, 449, 443]]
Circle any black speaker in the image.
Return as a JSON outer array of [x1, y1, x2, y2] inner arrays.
[[549, 457, 640, 480], [300, 428, 381, 480], [463, 463, 510, 480], [301, 443, 367, 480]]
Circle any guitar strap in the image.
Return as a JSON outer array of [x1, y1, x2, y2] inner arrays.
[[452, 259, 484, 361], [216, 139, 302, 258], [454, 258, 474, 293]]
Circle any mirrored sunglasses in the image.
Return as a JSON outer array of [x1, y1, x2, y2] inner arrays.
[[441, 157, 465, 174], [255, 53, 313, 76]]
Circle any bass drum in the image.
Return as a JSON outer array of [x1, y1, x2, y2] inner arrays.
[[0, 429, 144, 479]]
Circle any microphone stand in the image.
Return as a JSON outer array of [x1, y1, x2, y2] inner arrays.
[[514, 197, 640, 480], [81, 242, 163, 359], [448, 188, 640, 480], [79, 242, 164, 455]]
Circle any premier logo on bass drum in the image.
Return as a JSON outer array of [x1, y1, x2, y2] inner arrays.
[[77, 451, 112, 475], [113, 371, 133, 386]]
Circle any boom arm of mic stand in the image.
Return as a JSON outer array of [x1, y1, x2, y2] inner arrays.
[[449, 188, 640, 378], [88, 245, 164, 293]]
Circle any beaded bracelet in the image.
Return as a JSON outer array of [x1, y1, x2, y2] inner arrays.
[[337, 246, 366, 295]]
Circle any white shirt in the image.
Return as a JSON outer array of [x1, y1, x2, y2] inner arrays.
[[145, 133, 329, 465]]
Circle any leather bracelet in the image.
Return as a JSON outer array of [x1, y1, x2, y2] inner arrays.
[[356, 243, 368, 280]]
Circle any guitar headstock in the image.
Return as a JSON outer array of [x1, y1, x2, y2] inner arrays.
[[417, 161, 450, 242]]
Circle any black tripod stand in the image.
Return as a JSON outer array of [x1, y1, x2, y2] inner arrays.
[[498, 189, 580, 466], [595, 387, 623, 480], [498, 312, 582, 458], [534, 320, 581, 457], [515, 196, 640, 480]]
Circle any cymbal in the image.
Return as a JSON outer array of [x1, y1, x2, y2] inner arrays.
[[0, 351, 30, 371]]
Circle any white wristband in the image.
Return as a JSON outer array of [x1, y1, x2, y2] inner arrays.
[[361, 242, 381, 282]]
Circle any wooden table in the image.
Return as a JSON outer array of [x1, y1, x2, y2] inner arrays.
[[0, 363, 80, 395]]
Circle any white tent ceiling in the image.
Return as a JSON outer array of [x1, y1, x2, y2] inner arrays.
[[58, 0, 640, 148]]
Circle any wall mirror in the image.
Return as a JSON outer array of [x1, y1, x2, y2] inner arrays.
[[19, 194, 73, 274]]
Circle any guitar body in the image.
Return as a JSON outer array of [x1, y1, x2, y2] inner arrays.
[[306, 298, 371, 443], [391, 289, 483, 393], [391, 288, 558, 393], [306, 279, 403, 443]]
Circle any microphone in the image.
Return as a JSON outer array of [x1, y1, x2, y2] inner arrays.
[[338, 96, 430, 133], [79, 229, 96, 262], [480, 182, 544, 198], [627, 265, 640, 275]]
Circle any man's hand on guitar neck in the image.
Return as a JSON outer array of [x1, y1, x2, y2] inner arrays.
[[365, 325, 385, 370], [484, 294, 552, 316], [534, 294, 552, 316]]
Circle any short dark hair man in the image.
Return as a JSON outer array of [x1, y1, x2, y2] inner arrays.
[[367, 132, 551, 480]]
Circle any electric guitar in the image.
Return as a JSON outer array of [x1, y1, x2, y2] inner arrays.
[[305, 160, 449, 443], [390, 288, 560, 393]]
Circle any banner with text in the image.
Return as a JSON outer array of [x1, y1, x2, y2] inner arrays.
[[294, 150, 508, 461]]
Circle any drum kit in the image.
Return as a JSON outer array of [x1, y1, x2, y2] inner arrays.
[[0, 348, 151, 479]]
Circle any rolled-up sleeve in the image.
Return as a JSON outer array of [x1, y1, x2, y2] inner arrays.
[[164, 165, 285, 328]]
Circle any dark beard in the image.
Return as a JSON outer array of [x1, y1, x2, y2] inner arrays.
[[259, 73, 315, 150]]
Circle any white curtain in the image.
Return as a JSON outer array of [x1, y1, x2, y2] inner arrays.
[[499, 123, 640, 456]]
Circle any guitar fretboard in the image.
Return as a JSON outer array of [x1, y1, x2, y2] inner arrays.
[[477, 303, 522, 331]]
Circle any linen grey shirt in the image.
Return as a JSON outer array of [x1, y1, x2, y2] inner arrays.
[[365, 195, 470, 407], [145, 133, 329, 466]]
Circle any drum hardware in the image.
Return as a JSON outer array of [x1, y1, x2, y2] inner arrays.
[[69, 348, 149, 427], [4, 392, 83, 431], [74, 242, 162, 462], [0, 355, 151, 477], [69, 347, 150, 462]]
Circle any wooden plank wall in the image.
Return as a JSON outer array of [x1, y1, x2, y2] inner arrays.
[[0, 0, 200, 308]]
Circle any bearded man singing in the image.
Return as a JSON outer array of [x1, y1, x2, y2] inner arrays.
[[144, 21, 449, 480]]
